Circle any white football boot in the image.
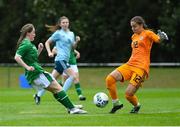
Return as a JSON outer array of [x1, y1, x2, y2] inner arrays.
[[69, 108, 87, 114]]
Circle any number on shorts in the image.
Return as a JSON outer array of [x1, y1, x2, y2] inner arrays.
[[133, 74, 143, 84]]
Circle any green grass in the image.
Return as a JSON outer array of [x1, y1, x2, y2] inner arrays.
[[0, 88, 180, 126], [0, 67, 180, 126], [1, 67, 180, 88]]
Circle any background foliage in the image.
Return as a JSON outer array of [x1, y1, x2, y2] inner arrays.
[[0, 0, 179, 63]]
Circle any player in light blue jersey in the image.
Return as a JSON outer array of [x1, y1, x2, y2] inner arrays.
[[45, 16, 83, 100], [33, 48, 86, 104]]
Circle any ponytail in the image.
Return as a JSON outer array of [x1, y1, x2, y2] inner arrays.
[[45, 16, 69, 32], [16, 23, 34, 48]]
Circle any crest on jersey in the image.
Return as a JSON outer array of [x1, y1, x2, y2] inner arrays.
[[140, 36, 144, 40]]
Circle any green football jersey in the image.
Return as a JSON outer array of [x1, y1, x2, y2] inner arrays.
[[69, 49, 77, 65], [16, 38, 44, 84]]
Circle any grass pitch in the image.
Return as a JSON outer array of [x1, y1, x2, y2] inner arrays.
[[0, 88, 180, 126], [0, 67, 180, 126]]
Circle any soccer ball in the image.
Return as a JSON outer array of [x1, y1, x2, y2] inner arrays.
[[93, 92, 109, 108]]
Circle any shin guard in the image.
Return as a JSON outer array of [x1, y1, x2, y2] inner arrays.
[[106, 75, 118, 100]]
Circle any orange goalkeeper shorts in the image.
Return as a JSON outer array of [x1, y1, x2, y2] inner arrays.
[[116, 64, 147, 86]]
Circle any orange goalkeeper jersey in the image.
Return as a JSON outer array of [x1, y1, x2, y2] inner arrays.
[[127, 29, 160, 75]]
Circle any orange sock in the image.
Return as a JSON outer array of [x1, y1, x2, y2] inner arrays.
[[106, 75, 118, 100], [125, 93, 138, 106]]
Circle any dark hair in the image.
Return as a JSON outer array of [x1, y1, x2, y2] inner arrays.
[[131, 16, 148, 29], [16, 23, 34, 48], [45, 16, 69, 32]]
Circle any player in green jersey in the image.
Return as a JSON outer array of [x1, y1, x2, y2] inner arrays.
[[14, 23, 87, 114]]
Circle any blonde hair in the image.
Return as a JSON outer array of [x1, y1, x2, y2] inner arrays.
[[16, 23, 34, 48], [45, 16, 69, 32]]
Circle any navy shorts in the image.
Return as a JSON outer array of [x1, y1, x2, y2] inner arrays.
[[54, 60, 70, 74]]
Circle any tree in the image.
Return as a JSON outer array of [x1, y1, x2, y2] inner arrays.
[[0, 0, 179, 63]]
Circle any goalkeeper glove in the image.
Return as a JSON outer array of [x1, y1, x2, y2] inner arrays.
[[157, 30, 169, 41]]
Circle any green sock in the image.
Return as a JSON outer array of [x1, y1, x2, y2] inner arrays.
[[75, 83, 82, 96], [53, 90, 74, 109]]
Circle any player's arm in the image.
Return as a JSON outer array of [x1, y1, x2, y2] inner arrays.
[[14, 54, 34, 71], [52, 47, 57, 55], [72, 36, 80, 49], [45, 38, 54, 58], [74, 49, 80, 59], [148, 30, 168, 43], [38, 43, 44, 56]]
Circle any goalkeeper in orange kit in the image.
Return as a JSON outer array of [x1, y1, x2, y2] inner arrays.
[[106, 16, 168, 114]]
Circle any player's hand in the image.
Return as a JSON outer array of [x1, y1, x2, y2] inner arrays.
[[27, 66, 34, 71], [38, 43, 44, 50], [38, 43, 44, 54], [76, 36, 80, 42], [157, 30, 169, 41], [48, 52, 54, 58], [76, 52, 80, 59]]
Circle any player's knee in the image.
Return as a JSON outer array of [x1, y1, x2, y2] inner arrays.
[[72, 75, 79, 83], [48, 81, 62, 94], [75, 76, 79, 82], [105, 75, 116, 89]]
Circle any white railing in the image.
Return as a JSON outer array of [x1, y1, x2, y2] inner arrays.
[[0, 63, 180, 67]]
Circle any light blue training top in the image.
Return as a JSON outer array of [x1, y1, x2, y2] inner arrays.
[[49, 29, 75, 62]]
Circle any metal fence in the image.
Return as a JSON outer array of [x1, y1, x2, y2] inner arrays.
[[1, 62, 180, 67]]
